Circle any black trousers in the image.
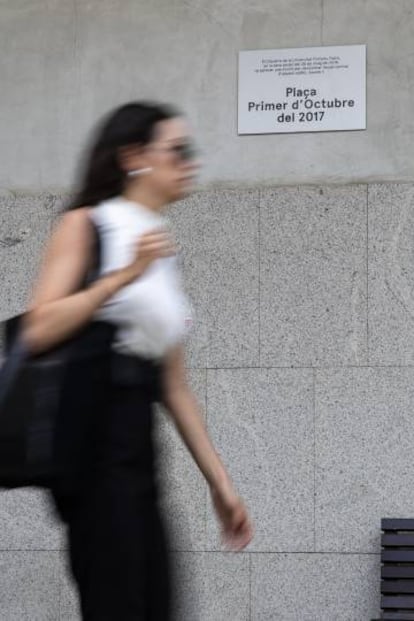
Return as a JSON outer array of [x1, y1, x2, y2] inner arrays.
[[52, 482, 171, 620], [51, 345, 172, 620]]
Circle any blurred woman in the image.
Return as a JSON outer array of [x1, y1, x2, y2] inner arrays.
[[23, 102, 253, 620]]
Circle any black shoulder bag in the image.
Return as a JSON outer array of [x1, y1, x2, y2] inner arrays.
[[0, 217, 114, 489]]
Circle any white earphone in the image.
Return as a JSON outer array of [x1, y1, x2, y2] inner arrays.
[[127, 167, 154, 177]]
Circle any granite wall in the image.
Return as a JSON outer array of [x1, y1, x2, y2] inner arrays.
[[2, 184, 414, 619]]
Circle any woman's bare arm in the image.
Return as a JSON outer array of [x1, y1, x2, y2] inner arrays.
[[162, 344, 230, 490], [23, 208, 174, 354], [162, 344, 253, 550]]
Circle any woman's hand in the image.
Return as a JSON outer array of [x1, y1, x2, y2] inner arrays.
[[123, 228, 176, 283], [210, 484, 253, 551]]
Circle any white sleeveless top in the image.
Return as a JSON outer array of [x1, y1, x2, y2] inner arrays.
[[90, 196, 193, 360]]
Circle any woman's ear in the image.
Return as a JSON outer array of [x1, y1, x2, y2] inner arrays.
[[117, 143, 143, 174]]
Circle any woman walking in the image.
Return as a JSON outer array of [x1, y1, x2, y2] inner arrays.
[[22, 102, 253, 620]]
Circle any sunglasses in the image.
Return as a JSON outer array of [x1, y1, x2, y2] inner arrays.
[[151, 141, 199, 162]]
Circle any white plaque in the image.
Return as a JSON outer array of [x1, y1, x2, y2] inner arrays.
[[238, 44, 366, 134]]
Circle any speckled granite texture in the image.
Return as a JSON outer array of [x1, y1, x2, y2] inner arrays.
[[3, 184, 413, 619]]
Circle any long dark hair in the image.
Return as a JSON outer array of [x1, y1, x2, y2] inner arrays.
[[68, 102, 179, 209]]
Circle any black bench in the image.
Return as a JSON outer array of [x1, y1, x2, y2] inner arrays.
[[373, 519, 414, 620]]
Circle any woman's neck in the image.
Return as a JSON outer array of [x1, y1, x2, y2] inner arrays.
[[122, 184, 167, 213]]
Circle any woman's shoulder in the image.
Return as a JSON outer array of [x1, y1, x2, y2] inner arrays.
[[52, 206, 95, 235]]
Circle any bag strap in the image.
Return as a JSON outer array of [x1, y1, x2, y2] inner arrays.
[[0, 339, 27, 405], [3, 210, 102, 353], [82, 214, 102, 288]]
